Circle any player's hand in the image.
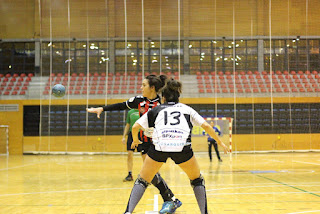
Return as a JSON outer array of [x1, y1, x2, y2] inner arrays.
[[86, 107, 103, 118], [131, 140, 142, 149], [220, 142, 229, 154], [144, 127, 154, 138], [122, 137, 126, 145]]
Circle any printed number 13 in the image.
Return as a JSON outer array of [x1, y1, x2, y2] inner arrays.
[[164, 111, 181, 125]]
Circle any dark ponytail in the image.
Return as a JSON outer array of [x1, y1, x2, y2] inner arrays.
[[161, 78, 182, 103], [145, 74, 167, 93]]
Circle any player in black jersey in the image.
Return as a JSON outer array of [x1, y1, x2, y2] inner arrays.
[[87, 74, 182, 213], [124, 78, 229, 214]]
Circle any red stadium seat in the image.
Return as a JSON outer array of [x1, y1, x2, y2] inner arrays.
[[11, 91, 18, 95], [198, 84, 204, 89], [283, 88, 289, 92], [307, 88, 313, 92], [297, 71, 304, 75], [199, 89, 205, 93], [74, 90, 80, 95], [206, 89, 212, 93], [299, 88, 306, 92], [261, 88, 267, 93], [245, 89, 251, 93], [28, 73, 34, 77], [237, 89, 244, 93], [113, 90, 119, 94], [43, 90, 49, 95], [90, 91, 96, 95], [290, 71, 296, 75], [8, 82, 14, 87], [276, 88, 282, 93], [222, 89, 228, 93], [19, 91, 25, 95], [253, 88, 259, 93], [97, 90, 104, 94], [5, 74, 11, 78]]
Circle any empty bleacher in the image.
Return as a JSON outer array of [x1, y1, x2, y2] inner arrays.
[[196, 70, 320, 94], [0, 73, 33, 96]]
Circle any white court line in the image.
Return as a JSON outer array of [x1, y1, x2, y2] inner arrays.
[[287, 211, 320, 214], [293, 161, 320, 166], [0, 187, 132, 197], [180, 191, 320, 196], [0, 162, 40, 171], [206, 184, 320, 192]]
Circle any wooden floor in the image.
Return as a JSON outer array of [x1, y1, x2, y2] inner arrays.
[[0, 152, 320, 214]]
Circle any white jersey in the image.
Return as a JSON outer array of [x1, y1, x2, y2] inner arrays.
[[136, 102, 205, 152]]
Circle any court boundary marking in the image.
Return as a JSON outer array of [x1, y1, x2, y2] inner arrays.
[[256, 175, 320, 198]]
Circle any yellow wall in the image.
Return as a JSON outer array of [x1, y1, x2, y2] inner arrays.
[[0, 100, 24, 155], [1, 97, 320, 155], [1, 0, 320, 39]]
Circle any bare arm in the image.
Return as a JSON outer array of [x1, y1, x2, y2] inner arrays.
[[201, 121, 229, 154], [131, 123, 143, 149], [122, 123, 130, 144], [86, 102, 128, 119]]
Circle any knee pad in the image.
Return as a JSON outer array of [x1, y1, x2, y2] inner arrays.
[[135, 175, 150, 188], [190, 174, 205, 188], [151, 172, 161, 186]]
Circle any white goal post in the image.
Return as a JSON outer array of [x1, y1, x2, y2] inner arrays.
[[0, 125, 9, 156], [203, 117, 233, 153]]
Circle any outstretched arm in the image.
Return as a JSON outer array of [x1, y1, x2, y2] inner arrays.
[[86, 102, 127, 118], [201, 121, 229, 154]]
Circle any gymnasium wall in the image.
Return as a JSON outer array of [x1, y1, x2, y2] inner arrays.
[[1, 97, 320, 155], [1, 0, 320, 39]]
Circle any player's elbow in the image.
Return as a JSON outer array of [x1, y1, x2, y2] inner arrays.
[[201, 122, 211, 131], [132, 123, 142, 132]]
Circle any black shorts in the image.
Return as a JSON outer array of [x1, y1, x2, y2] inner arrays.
[[147, 144, 194, 164], [127, 132, 150, 155], [208, 140, 217, 145]]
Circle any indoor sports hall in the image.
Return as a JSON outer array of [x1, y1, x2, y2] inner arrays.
[[0, 0, 320, 213]]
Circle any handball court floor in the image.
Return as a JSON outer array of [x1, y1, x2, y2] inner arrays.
[[0, 152, 320, 214]]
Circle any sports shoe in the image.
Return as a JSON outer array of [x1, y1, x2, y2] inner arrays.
[[123, 174, 133, 182], [219, 159, 223, 162], [159, 199, 182, 214]]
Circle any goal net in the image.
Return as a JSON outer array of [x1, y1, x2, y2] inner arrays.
[[0, 125, 9, 156], [204, 117, 233, 153]]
